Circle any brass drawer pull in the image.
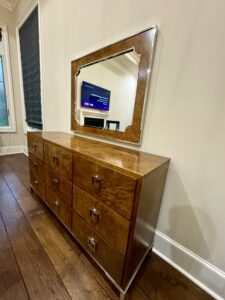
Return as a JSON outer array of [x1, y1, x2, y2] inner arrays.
[[53, 178, 59, 185], [34, 180, 38, 185], [91, 175, 102, 189], [32, 144, 37, 151], [54, 200, 60, 208], [88, 236, 97, 253], [52, 156, 59, 165], [89, 207, 99, 223]]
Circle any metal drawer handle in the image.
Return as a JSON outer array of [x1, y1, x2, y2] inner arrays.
[[52, 156, 59, 165], [91, 175, 102, 190], [54, 200, 60, 208], [88, 236, 97, 253], [53, 178, 59, 185], [34, 180, 38, 185], [32, 144, 37, 151], [89, 207, 99, 223]]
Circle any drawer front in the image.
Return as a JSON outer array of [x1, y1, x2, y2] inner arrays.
[[46, 188, 71, 229], [73, 155, 136, 220], [73, 185, 129, 256], [29, 153, 45, 181], [45, 166, 72, 207], [44, 142, 73, 180], [30, 172, 45, 200], [72, 212, 124, 285], [28, 135, 44, 160]]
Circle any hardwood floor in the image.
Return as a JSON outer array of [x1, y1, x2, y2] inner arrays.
[[0, 154, 213, 300]]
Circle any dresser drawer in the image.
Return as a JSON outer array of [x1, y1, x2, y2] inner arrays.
[[30, 172, 45, 200], [44, 142, 73, 180], [45, 165, 72, 207], [28, 135, 44, 160], [72, 212, 124, 285], [73, 185, 129, 256], [73, 155, 136, 220], [46, 188, 71, 229], [29, 153, 45, 181]]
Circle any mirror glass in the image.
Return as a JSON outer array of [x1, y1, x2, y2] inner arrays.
[[71, 26, 157, 144], [75, 50, 141, 132]]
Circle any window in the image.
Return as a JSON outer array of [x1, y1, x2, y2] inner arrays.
[[0, 56, 8, 126], [0, 26, 16, 132], [19, 6, 42, 130]]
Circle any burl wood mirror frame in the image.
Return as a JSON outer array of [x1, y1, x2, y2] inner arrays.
[[71, 26, 158, 144]]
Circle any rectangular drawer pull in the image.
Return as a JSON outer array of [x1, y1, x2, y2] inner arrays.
[[53, 178, 59, 185], [32, 144, 37, 151], [88, 236, 97, 252], [52, 156, 59, 165], [91, 175, 102, 189], [89, 207, 99, 223], [54, 200, 60, 210]]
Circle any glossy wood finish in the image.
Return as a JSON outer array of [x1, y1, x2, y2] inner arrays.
[[44, 141, 73, 180], [71, 27, 157, 144], [0, 154, 213, 300], [122, 163, 170, 288], [27, 131, 170, 291], [45, 165, 72, 207], [72, 212, 124, 285], [74, 154, 136, 220], [30, 171, 45, 200], [46, 187, 72, 229], [73, 185, 130, 256], [29, 131, 169, 176], [27, 134, 43, 160], [29, 153, 45, 180]]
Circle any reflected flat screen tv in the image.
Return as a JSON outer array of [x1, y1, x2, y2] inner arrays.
[[81, 81, 110, 111]]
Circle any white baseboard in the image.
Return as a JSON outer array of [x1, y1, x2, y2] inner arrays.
[[153, 230, 225, 300], [0, 145, 28, 156], [23, 146, 28, 156], [0, 146, 24, 156]]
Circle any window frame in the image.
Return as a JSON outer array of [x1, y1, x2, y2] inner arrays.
[[0, 24, 16, 132], [16, 3, 44, 133]]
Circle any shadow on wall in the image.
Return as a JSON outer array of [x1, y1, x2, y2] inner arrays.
[[165, 165, 215, 277]]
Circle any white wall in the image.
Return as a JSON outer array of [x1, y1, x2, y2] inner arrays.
[[0, 6, 25, 148], [13, 0, 225, 298], [76, 57, 137, 131]]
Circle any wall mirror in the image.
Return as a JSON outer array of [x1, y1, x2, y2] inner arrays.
[[71, 26, 157, 144]]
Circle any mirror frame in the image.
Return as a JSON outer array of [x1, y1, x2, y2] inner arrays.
[[71, 26, 157, 144]]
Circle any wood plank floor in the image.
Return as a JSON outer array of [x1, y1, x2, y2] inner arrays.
[[0, 154, 213, 300]]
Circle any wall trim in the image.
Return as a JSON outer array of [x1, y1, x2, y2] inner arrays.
[[0, 145, 24, 155], [153, 230, 225, 300], [0, 145, 28, 156], [23, 146, 28, 156]]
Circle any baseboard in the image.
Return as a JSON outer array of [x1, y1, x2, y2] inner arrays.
[[0, 146, 24, 156], [0, 145, 28, 156], [23, 146, 28, 156], [153, 230, 225, 300]]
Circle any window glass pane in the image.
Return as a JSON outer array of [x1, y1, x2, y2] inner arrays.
[[19, 7, 42, 130], [0, 56, 8, 127], [0, 57, 3, 82]]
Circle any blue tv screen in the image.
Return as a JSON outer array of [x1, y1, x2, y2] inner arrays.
[[81, 81, 110, 111]]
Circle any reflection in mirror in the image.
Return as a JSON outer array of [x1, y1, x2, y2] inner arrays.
[[76, 50, 141, 132], [71, 26, 158, 144]]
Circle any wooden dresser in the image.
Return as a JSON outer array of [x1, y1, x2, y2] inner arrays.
[[27, 131, 170, 294]]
